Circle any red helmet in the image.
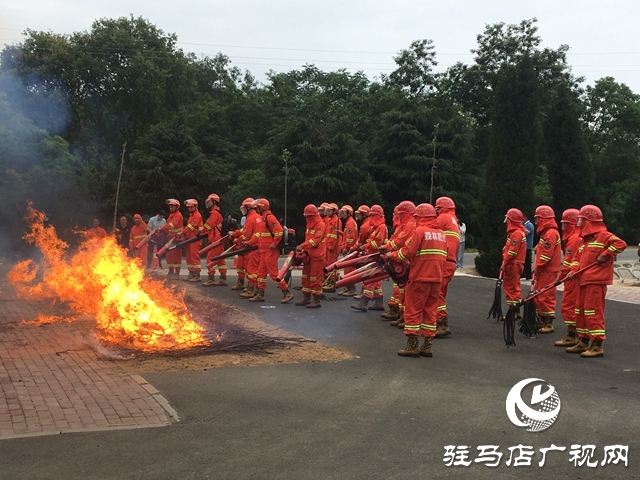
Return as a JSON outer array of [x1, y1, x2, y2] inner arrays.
[[415, 203, 436, 218], [340, 204, 353, 215], [397, 201, 416, 215], [356, 205, 370, 216], [133, 213, 142, 221], [505, 208, 524, 222], [561, 208, 579, 224], [166, 198, 180, 207], [241, 197, 255, 208], [319, 202, 329, 210], [578, 204, 603, 222], [207, 193, 220, 203], [256, 198, 270, 211], [303, 204, 319, 216], [328, 203, 338, 211], [534, 205, 555, 219], [435, 197, 456, 210], [370, 205, 384, 217], [184, 199, 198, 207]]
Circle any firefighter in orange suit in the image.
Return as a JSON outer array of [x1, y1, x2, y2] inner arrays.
[[159, 199, 184, 279], [322, 203, 340, 291], [351, 204, 388, 312], [201, 194, 227, 286], [381, 201, 416, 325], [500, 208, 527, 314], [247, 198, 294, 303], [351, 205, 371, 299], [338, 205, 358, 296], [389, 203, 446, 357], [565, 205, 626, 358], [324, 203, 340, 268], [554, 208, 581, 347], [86, 219, 107, 241], [434, 196, 460, 337], [238, 199, 262, 299], [229, 197, 254, 291], [181, 199, 203, 282], [129, 214, 149, 262], [295, 204, 327, 308], [532, 205, 562, 333]]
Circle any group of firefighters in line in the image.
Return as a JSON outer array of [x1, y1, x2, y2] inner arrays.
[[129, 194, 626, 359], [500, 205, 626, 358], [135, 195, 461, 358]]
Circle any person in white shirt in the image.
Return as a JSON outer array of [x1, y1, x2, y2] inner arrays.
[[146, 210, 167, 268], [457, 219, 466, 268]]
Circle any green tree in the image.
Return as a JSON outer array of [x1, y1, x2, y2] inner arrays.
[[544, 82, 596, 214], [476, 56, 541, 277], [583, 77, 640, 237]]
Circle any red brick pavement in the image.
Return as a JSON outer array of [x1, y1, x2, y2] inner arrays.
[[0, 289, 172, 439]]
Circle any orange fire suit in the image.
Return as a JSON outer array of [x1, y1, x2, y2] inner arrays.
[[357, 218, 372, 249], [250, 210, 287, 292], [390, 218, 446, 337], [533, 220, 562, 318], [340, 216, 358, 276], [240, 210, 260, 287], [299, 215, 327, 297], [571, 227, 626, 341], [86, 226, 107, 240], [385, 219, 415, 311], [361, 218, 388, 300], [324, 214, 339, 268], [204, 206, 226, 277], [182, 210, 203, 273], [161, 211, 184, 272], [129, 222, 149, 263], [436, 210, 460, 320], [501, 221, 527, 306], [559, 226, 581, 329]]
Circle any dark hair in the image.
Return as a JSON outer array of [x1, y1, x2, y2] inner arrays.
[[158, 210, 167, 217]]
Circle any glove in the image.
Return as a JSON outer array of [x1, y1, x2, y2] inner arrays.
[[596, 254, 606, 265]]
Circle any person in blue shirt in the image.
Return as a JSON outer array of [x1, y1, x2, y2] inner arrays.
[[522, 214, 534, 280]]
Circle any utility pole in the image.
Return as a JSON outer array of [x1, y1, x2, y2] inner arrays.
[[113, 143, 126, 231], [282, 149, 290, 227], [429, 125, 438, 204]]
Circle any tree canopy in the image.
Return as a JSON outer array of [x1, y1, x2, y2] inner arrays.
[[1, 16, 639, 270]]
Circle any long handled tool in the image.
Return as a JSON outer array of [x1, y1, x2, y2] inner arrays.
[[503, 261, 598, 347], [134, 232, 155, 250], [487, 271, 504, 321], [198, 234, 229, 256], [205, 245, 257, 269], [166, 232, 207, 252]]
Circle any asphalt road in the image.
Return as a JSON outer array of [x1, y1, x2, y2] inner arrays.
[[1, 274, 639, 479]]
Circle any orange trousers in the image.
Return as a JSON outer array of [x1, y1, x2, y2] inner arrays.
[[245, 250, 260, 287], [302, 257, 324, 296], [235, 254, 246, 280], [185, 241, 201, 273], [503, 263, 523, 306], [166, 247, 182, 272], [403, 280, 441, 337], [206, 245, 227, 275], [436, 261, 457, 319], [362, 280, 383, 300], [576, 284, 607, 341], [561, 278, 579, 328], [534, 269, 558, 318], [257, 249, 287, 291]]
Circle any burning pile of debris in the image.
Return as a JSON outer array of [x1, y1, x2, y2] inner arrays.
[[7, 204, 312, 358]]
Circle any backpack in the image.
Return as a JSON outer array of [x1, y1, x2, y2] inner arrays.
[[221, 214, 238, 236]]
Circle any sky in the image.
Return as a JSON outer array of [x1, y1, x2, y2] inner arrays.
[[2, 0, 640, 92]]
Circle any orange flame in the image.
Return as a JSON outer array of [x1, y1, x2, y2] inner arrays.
[[9, 204, 209, 351]]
